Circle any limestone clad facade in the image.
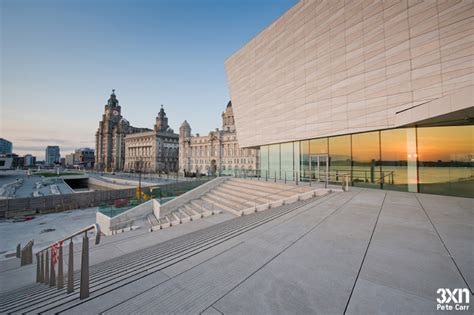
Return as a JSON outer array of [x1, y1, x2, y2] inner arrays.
[[179, 102, 259, 176], [225, 0, 474, 148], [123, 106, 179, 173]]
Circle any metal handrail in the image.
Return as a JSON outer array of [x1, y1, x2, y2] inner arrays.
[[35, 224, 101, 300], [36, 224, 100, 255]]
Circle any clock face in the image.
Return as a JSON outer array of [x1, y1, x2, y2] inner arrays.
[[112, 110, 119, 116]]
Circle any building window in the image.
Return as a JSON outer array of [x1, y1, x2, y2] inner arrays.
[[351, 131, 381, 188], [417, 125, 473, 197]]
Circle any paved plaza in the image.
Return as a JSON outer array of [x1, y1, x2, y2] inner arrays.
[[0, 187, 472, 314]]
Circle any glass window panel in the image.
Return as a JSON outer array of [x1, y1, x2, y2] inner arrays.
[[380, 128, 417, 192], [280, 142, 293, 181], [260, 145, 268, 178], [309, 138, 328, 155], [417, 125, 474, 198], [300, 140, 309, 181], [328, 135, 351, 182], [294, 141, 300, 180], [268, 144, 280, 180], [351, 132, 381, 188]]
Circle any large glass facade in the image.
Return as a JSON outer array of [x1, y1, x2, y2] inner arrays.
[[280, 142, 294, 180], [328, 135, 351, 181], [417, 125, 473, 197], [351, 131, 380, 188], [255, 124, 473, 198], [380, 128, 418, 192], [300, 140, 309, 180], [260, 145, 268, 178], [268, 144, 280, 179]]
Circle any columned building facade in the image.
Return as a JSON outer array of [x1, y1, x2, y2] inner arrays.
[[124, 106, 179, 173], [225, 0, 473, 198], [179, 101, 259, 176]]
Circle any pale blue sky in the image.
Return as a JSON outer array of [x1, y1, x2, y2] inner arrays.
[[1, 0, 296, 159]]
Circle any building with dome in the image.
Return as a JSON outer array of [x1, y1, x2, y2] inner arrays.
[[95, 90, 151, 171], [123, 105, 179, 173], [179, 101, 259, 176], [95, 90, 179, 172]]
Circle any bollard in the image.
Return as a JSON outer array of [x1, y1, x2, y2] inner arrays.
[[67, 241, 74, 294], [49, 249, 56, 287], [36, 253, 40, 283], [44, 249, 50, 285], [79, 234, 89, 300], [40, 252, 44, 283], [16, 243, 20, 258], [57, 245, 64, 289]]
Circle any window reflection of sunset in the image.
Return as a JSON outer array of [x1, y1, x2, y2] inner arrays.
[[418, 126, 473, 162]]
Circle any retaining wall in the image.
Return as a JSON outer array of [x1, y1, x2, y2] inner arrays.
[[0, 179, 209, 218]]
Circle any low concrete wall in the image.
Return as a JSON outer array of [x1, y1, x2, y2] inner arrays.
[[0, 179, 209, 218], [88, 177, 135, 190], [97, 199, 162, 235], [154, 177, 228, 219], [98, 176, 156, 187]]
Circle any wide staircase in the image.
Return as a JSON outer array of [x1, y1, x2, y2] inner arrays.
[[147, 178, 317, 230], [0, 189, 332, 314]]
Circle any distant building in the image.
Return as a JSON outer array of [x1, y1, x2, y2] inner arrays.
[[0, 138, 12, 154], [124, 106, 179, 173], [45, 146, 60, 166], [75, 148, 95, 168], [179, 101, 259, 176], [95, 90, 151, 171], [24, 154, 36, 167], [65, 153, 77, 167]]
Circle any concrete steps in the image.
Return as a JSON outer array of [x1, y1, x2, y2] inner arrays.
[[0, 192, 331, 314], [223, 180, 297, 198], [201, 195, 242, 216], [216, 183, 281, 203], [213, 186, 273, 206]]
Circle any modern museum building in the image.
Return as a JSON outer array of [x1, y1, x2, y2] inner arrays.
[[225, 0, 473, 198]]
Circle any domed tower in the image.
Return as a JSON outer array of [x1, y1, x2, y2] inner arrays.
[[179, 120, 191, 138], [179, 120, 192, 175], [222, 101, 235, 132], [154, 105, 169, 132]]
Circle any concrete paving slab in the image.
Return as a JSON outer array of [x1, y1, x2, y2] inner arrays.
[[347, 190, 471, 313], [213, 191, 383, 314], [416, 193, 474, 291]]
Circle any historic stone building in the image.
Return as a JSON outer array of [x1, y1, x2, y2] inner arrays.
[[179, 101, 259, 176], [124, 106, 179, 173], [95, 90, 151, 171]]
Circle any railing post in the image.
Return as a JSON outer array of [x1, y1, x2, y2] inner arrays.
[[44, 249, 50, 285], [40, 251, 45, 283], [49, 248, 56, 287], [67, 240, 74, 294], [79, 233, 89, 300], [296, 171, 299, 185], [285, 172, 287, 184], [274, 171, 276, 183], [36, 253, 41, 283], [57, 244, 64, 289], [16, 243, 20, 258]]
